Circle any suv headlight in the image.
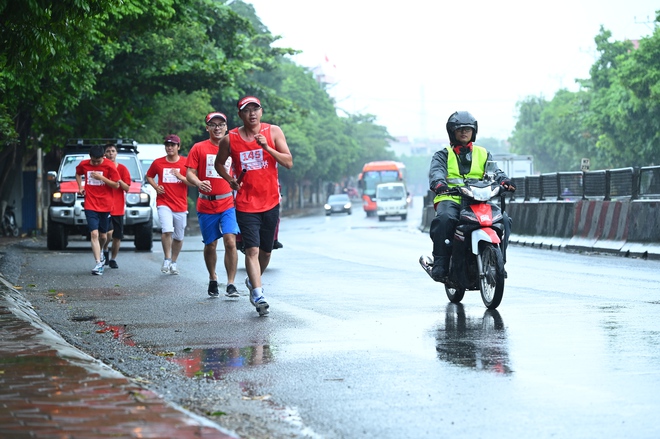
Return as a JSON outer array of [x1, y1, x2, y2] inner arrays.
[[126, 192, 150, 206], [52, 192, 76, 206]]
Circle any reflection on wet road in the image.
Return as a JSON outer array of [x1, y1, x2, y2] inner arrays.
[[168, 345, 273, 379], [436, 304, 511, 374]]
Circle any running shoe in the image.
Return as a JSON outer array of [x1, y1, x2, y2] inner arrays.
[[225, 284, 239, 297], [108, 260, 119, 269], [91, 261, 104, 276], [245, 276, 253, 292], [252, 294, 269, 316], [169, 262, 179, 275], [161, 259, 171, 273], [208, 280, 219, 297]]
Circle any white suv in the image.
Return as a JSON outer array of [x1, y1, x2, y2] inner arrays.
[[137, 143, 169, 232], [47, 139, 154, 251]]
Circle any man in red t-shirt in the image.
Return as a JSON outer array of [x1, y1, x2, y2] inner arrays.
[[146, 134, 191, 275], [75, 144, 121, 275], [186, 112, 240, 298], [215, 96, 293, 316], [102, 143, 131, 269]]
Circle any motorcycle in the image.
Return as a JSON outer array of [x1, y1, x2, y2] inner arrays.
[[420, 174, 509, 310], [1, 200, 19, 237]]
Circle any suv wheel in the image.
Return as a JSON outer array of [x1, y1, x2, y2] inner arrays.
[[47, 220, 67, 250], [134, 218, 153, 251]]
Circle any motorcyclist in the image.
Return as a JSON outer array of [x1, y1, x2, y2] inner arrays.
[[428, 111, 515, 282]]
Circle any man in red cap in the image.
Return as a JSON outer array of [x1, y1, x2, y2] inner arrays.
[[186, 112, 240, 298], [146, 134, 191, 275], [215, 96, 293, 316]]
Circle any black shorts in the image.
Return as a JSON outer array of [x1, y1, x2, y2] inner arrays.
[[108, 215, 124, 240], [236, 205, 280, 253], [85, 210, 110, 234]]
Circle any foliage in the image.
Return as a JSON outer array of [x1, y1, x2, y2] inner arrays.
[[510, 14, 660, 172], [0, 0, 396, 211], [133, 90, 214, 152]]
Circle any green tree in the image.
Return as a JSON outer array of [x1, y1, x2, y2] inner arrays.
[[602, 18, 660, 165], [0, 0, 396, 215], [582, 28, 641, 167], [0, 0, 115, 197], [133, 90, 214, 152], [511, 16, 660, 171]]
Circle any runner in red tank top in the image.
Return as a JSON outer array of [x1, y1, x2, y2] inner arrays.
[[215, 96, 293, 316]]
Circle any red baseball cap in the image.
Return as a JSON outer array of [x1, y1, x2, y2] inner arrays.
[[205, 112, 227, 124], [164, 134, 180, 144], [237, 96, 261, 110]]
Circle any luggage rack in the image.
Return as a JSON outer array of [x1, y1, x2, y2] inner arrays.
[[64, 138, 138, 153]]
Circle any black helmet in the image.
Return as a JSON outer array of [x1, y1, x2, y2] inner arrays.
[[446, 111, 478, 145]]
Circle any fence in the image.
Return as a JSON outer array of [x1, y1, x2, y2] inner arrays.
[[420, 165, 660, 258], [510, 165, 660, 201]]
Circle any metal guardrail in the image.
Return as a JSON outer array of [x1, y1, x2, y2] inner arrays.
[[511, 166, 660, 201], [422, 165, 660, 208]]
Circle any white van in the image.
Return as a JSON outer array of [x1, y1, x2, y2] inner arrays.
[[136, 143, 166, 174], [136, 143, 167, 232], [376, 182, 408, 221]]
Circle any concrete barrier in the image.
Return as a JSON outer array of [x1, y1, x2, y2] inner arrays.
[[566, 200, 629, 253], [420, 205, 434, 234]]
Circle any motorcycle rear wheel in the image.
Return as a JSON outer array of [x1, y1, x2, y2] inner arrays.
[[479, 244, 505, 309]]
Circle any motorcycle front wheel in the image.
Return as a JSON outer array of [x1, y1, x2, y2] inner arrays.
[[445, 283, 465, 304], [9, 219, 18, 236], [479, 244, 505, 309]]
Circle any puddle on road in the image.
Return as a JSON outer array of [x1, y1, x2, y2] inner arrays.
[[167, 345, 274, 379], [83, 318, 272, 379]]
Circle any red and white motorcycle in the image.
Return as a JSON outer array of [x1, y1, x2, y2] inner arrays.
[[420, 176, 509, 309]]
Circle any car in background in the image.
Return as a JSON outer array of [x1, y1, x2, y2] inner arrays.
[[47, 138, 154, 251], [325, 193, 352, 216]]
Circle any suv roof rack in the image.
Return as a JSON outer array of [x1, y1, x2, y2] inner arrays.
[[64, 138, 138, 153]]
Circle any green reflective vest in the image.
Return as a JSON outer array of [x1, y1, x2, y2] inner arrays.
[[434, 145, 488, 204]]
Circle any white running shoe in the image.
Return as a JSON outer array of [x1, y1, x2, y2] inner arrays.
[[161, 259, 171, 273], [169, 262, 179, 275], [245, 276, 253, 291], [91, 261, 104, 276], [250, 289, 269, 316], [254, 296, 269, 316]]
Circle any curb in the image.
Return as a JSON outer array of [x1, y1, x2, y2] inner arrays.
[[0, 241, 239, 439]]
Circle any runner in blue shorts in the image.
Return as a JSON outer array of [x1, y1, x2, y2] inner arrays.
[[186, 112, 241, 298]]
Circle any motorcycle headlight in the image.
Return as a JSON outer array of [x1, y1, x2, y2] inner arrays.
[[471, 186, 492, 201], [126, 192, 150, 206]]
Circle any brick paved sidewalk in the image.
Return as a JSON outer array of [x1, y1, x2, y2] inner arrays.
[[0, 277, 239, 439]]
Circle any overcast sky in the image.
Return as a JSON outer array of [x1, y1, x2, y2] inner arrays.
[[246, 0, 658, 141]]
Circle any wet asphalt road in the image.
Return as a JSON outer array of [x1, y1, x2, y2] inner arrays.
[[15, 196, 660, 438]]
